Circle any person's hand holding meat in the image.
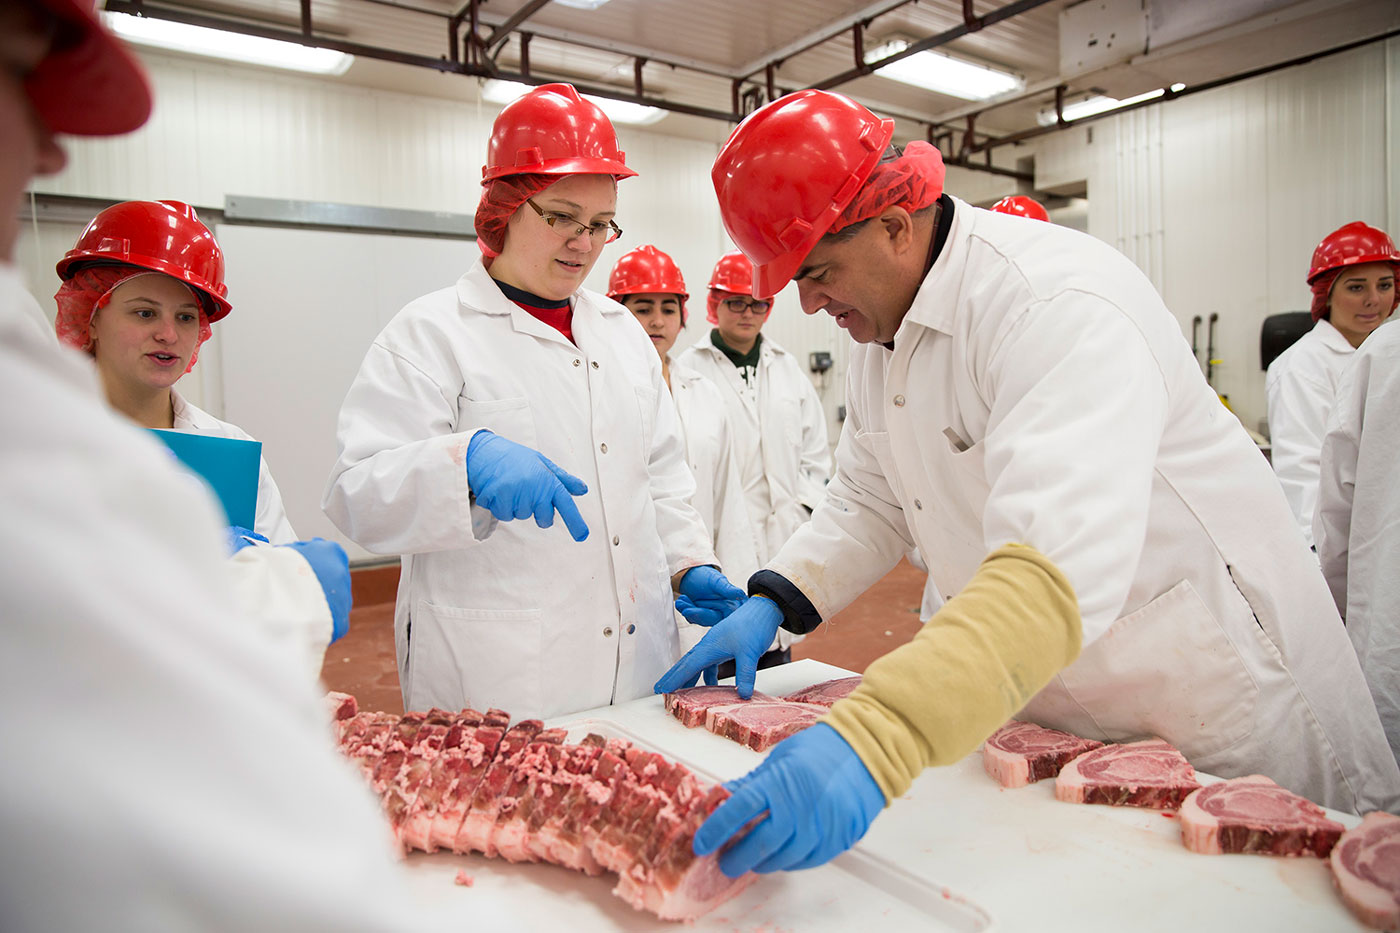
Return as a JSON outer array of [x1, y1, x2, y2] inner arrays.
[[674, 565, 746, 625], [694, 722, 885, 876], [464, 429, 590, 540], [654, 595, 783, 695]]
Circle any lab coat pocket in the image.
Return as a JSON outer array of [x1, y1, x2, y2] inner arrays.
[[1051, 578, 1259, 759], [408, 599, 544, 715], [634, 384, 659, 455], [457, 396, 538, 450]]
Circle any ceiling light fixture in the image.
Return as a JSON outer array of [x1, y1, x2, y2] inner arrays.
[[552, 0, 613, 9], [864, 40, 1023, 101], [103, 11, 354, 75], [480, 79, 666, 126], [1037, 84, 1187, 126]]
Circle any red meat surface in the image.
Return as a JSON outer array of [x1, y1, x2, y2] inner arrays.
[[1054, 738, 1201, 809], [982, 720, 1105, 789], [1179, 775, 1344, 857], [1330, 811, 1400, 930]]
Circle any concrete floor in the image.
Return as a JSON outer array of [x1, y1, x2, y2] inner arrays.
[[321, 559, 928, 715]]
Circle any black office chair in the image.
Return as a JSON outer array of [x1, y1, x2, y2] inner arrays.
[[1260, 311, 1314, 371]]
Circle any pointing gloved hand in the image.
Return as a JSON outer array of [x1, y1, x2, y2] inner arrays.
[[675, 565, 747, 626], [285, 538, 352, 642], [653, 595, 783, 697], [466, 430, 589, 541], [226, 526, 269, 554], [694, 723, 885, 877]]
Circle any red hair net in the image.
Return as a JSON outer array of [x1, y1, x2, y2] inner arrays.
[[475, 173, 557, 261], [829, 140, 946, 235], [1309, 263, 1400, 322], [54, 267, 212, 373]]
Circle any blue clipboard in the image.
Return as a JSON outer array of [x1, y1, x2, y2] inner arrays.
[[150, 429, 261, 529]]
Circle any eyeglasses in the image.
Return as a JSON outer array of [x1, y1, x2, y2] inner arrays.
[[721, 296, 772, 315], [525, 198, 623, 244]]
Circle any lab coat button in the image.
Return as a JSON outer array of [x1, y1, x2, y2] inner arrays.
[[603, 627, 614, 637], [893, 395, 906, 407], [600, 442, 608, 453], [626, 624, 636, 635], [915, 499, 923, 510], [591, 361, 600, 369], [573, 359, 581, 367], [612, 535, 620, 545]]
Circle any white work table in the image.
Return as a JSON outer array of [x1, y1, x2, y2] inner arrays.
[[400, 658, 1367, 931]]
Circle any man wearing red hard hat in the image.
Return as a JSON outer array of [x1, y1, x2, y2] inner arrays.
[[656, 88, 1400, 877], [1266, 221, 1398, 549], [990, 194, 1050, 222], [1, 2, 482, 928]]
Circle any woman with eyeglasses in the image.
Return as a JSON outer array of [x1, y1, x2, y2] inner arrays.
[[324, 84, 739, 719], [676, 251, 832, 676]]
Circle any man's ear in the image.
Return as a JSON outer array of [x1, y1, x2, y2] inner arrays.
[[877, 206, 916, 256]]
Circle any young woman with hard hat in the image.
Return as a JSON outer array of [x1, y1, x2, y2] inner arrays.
[[4, 2, 441, 927], [607, 245, 762, 653], [324, 84, 739, 719], [675, 250, 831, 672], [53, 200, 296, 545], [658, 89, 1398, 878], [1266, 221, 1398, 548], [52, 199, 351, 676]]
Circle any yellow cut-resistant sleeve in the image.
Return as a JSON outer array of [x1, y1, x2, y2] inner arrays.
[[823, 542, 1082, 802]]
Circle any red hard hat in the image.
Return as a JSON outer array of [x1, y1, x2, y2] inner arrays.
[[607, 245, 688, 301], [712, 90, 894, 300], [708, 250, 754, 296], [27, 0, 152, 136], [482, 83, 637, 183], [1307, 222, 1400, 284], [56, 200, 232, 321], [990, 195, 1050, 222]]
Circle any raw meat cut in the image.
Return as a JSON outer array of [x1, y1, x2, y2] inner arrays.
[[326, 691, 358, 721], [704, 700, 829, 752], [982, 720, 1104, 788], [331, 698, 756, 921], [663, 686, 775, 727], [1330, 811, 1400, 930], [782, 676, 862, 707], [1179, 775, 1344, 857], [1054, 738, 1201, 809]]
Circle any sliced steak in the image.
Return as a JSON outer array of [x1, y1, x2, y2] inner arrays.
[[664, 686, 776, 728], [325, 691, 358, 721], [781, 676, 862, 707], [983, 720, 1105, 788], [1330, 811, 1400, 930], [1054, 738, 1201, 809], [704, 700, 828, 752], [1180, 775, 1344, 857]]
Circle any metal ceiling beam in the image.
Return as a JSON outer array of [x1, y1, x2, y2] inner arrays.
[[483, 0, 552, 52], [731, 0, 917, 79], [812, 0, 1060, 90]]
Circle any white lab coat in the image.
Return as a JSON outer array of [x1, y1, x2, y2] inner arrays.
[[1316, 320, 1400, 763], [0, 265, 456, 932], [171, 388, 298, 544], [323, 258, 717, 719], [1265, 318, 1355, 549], [669, 357, 762, 652], [677, 331, 831, 651], [768, 200, 1400, 814]]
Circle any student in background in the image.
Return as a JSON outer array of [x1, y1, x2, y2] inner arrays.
[[1266, 222, 1398, 548], [608, 245, 762, 653]]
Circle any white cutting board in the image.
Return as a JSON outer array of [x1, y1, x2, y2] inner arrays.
[[400, 660, 1369, 931]]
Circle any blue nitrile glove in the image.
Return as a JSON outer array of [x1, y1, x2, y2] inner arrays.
[[226, 526, 269, 554], [675, 566, 747, 626], [285, 538, 352, 643], [653, 595, 783, 698], [694, 723, 885, 877], [465, 430, 589, 541]]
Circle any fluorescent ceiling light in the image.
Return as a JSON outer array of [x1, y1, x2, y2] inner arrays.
[[552, 0, 612, 8], [1037, 84, 1186, 126], [103, 11, 353, 76], [864, 40, 1023, 101], [480, 79, 666, 126]]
